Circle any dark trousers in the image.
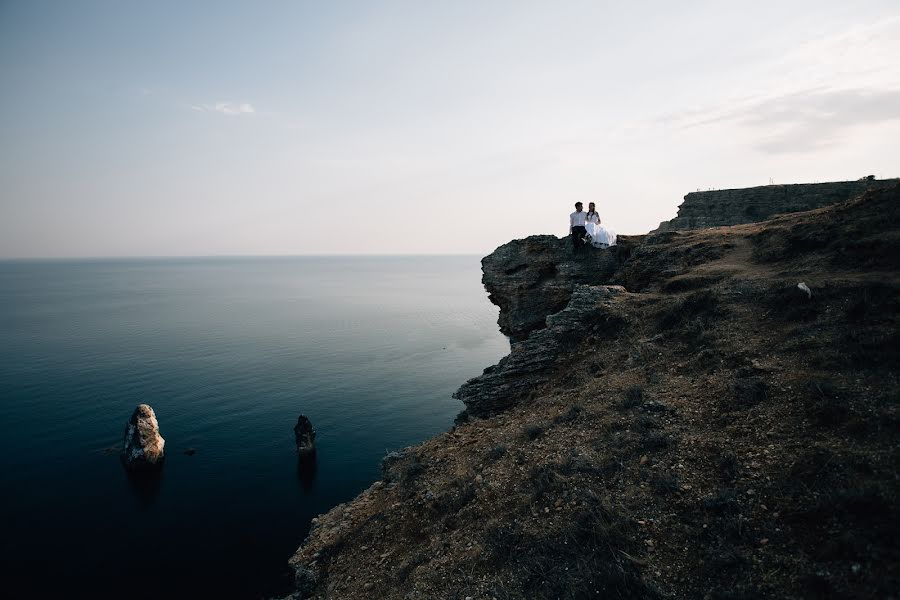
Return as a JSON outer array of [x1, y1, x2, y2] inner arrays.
[[571, 226, 586, 253]]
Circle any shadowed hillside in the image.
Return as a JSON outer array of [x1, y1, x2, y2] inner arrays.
[[282, 184, 899, 599]]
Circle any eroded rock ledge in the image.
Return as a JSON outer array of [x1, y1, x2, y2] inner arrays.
[[481, 234, 636, 341], [454, 285, 630, 416]]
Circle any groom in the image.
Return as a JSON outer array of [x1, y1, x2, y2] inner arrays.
[[569, 202, 587, 255]]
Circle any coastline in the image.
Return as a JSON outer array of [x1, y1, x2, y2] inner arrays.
[[280, 182, 900, 599]]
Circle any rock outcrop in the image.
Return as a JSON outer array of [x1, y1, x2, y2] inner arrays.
[[286, 184, 900, 600], [454, 285, 630, 416], [654, 178, 899, 232], [121, 404, 165, 471], [294, 415, 316, 456], [482, 234, 635, 341]]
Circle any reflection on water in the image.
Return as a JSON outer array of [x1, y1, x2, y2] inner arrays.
[[296, 455, 318, 493], [125, 468, 163, 508]]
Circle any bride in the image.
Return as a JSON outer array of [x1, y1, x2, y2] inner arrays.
[[584, 202, 616, 248]]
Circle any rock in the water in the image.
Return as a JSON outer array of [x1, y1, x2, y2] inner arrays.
[[121, 404, 165, 471], [294, 415, 316, 456]]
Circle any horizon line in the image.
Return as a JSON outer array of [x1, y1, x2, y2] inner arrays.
[[0, 252, 494, 262]]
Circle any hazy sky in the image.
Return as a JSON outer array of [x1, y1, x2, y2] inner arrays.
[[1, 1, 898, 257]]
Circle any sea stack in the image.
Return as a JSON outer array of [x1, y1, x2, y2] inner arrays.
[[294, 415, 316, 456], [121, 404, 166, 471]]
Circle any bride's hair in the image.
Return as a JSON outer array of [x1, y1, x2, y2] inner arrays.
[[587, 202, 598, 218]]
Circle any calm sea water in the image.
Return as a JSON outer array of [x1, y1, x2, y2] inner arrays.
[[0, 256, 508, 599]]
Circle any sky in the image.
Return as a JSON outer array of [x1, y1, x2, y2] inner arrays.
[[1, 0, 898, 258]]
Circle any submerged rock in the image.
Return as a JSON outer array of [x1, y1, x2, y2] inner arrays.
[[294, 415, 316, 456], [121, 404, 165, 471]]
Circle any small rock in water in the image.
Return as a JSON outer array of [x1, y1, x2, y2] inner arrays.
[[184, 448, 196, 456], [294, 415, 316, 456], [121, 404, 165, 471]]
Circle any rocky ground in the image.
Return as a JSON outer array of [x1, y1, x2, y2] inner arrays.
[[283, 185, 899, 599]]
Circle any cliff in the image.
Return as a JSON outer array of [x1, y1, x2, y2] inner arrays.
[[479, 235, 636, 341], [283, 184, 899, 599], [654, 178, 900, 232]]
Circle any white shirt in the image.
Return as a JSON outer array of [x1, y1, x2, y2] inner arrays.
[[570, 210, 587, 228]]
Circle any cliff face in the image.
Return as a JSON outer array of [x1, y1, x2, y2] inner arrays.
[[284, 185, 900, 600], [654, 178, 900, 232], [480, 234, 635, 341], [454, 284, 629, 416]]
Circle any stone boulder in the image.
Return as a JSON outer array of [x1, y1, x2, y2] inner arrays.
[[121, 404, 165, 471], [294, 415, 316, 456]]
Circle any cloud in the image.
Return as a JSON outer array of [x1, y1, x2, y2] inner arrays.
[[661, 87, 900, 154], [191, 102, 256, 116], [652, 16, 900, 154]]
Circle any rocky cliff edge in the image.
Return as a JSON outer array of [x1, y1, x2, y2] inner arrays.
[[283, 184, 899, 600]]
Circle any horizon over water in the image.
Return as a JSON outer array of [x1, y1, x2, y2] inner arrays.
[[0, 255, 509, 599]]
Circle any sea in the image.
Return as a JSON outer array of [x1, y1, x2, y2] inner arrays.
[[0, 256, 509, 599]]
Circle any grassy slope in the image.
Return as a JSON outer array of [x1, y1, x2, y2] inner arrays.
[[288, 186, 899, 599]]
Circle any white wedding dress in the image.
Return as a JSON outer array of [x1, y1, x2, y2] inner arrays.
[[585, 215, 616, 248]]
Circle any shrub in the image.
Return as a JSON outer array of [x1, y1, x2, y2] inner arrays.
[[649, 472, 679, 495], [804, 380, 849, 425], [718, 452, 739, 483], [656, 290, 721, 331], [553, 404, 583, 424], [623, 385, 644, 408], [641, 432, 671, 452], [731, 377, 767, 407], [484, 494, 659, 599], [486, 445, 507, 462], [524, 424, 544, 440]]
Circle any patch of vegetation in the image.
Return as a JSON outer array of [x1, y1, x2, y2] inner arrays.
[[803, 380, 850, 426], [841, 328, 900, 370], [634, 415, 661, 432], [656, 289, 721, 331], [844, 283, 899, 323], [553, 404, 583, 424], [484, 494, 659, 600], [431, 476, 477, 517], [622, 385, 643, 408], [648, 472, 679, 495], [730, 377, 768, 408], [486, 445, 507, 462], [527, 463, 565, 500], [524, 424, 544, 440], [641, 431, 672, 452], [718, 452, 740, 483], [762, 282, 819, 322], [662, 274, 725, 293]]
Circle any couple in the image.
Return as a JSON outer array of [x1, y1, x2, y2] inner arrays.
[[569, 201, 616, 254]]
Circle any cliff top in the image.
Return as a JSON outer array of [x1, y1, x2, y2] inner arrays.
[[654, 176, 900, 232]]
